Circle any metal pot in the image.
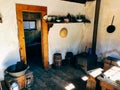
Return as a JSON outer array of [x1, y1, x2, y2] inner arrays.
[[107, 16, 115, 33], [5, 64, 29, 77]]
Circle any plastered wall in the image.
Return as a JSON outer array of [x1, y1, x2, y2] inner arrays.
[[0, 0, 120, 81], [0, 0, 94, 80], [97, 0, 120, 59]]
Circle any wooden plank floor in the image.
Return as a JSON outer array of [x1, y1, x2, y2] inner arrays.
[[27, 62, 87, 90], [24, 45, 102, 90]]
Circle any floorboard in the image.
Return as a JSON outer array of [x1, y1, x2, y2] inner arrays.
[[27, 62, 87, 90], [23, 45, 102, 90]]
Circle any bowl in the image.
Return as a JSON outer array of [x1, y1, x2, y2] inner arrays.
[[56, 19, 61, 22], [76, 19, 82, 22], [5, 64, 29, 77]]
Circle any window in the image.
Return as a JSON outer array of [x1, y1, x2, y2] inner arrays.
[[23, 20, 36, 31]]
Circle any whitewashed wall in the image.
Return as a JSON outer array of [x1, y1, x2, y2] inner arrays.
[[0, 0, 119, 81], [0, 0, 95, 80], [49, 23, 85, 64], [0, 0, 20, 80], [96, 0, 120, 59]]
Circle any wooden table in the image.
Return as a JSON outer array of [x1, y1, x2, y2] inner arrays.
[[97, 76, 120, 90]]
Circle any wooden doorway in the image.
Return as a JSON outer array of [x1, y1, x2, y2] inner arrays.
[[16, 4, 49, 69]]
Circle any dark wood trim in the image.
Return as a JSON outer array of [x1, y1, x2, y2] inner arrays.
[[92, 0, 101, 54]]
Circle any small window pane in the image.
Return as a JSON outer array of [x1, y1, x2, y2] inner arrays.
[[24, 20, 36, 30], [30, 21, 35, 29]]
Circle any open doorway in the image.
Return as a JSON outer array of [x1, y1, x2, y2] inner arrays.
[[16, 4, 49, 69], [23, 12, 42, 67]]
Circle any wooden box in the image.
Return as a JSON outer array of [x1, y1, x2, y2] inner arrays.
[[75, 54, 97, 71], [75, 54, 88, 71], [5, 70, 33, 90], [104, 63, 113, 71], [97, 76, 120, 90], [103, 56, 120, 71]]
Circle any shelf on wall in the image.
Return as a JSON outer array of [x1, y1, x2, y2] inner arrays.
[[47, 20, 90, 24], [47, 19, 90, 28], [46, 15, 90, 24], [46, 14, 91, 28]]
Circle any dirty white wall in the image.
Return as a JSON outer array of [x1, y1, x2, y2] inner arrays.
[[0, 0, 20, 80], [97, 0, 120, 59], [0, 0, 95, 80], [48, 1, 96, 64], [0, 0, 120, 80]]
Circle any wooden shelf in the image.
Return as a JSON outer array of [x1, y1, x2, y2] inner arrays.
[[46, 14, 91, 28], [47, 20, 90, 24], [47, 19, 90, 28]]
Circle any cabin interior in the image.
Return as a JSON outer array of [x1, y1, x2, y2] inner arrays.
[[0, 0, 120, 90]]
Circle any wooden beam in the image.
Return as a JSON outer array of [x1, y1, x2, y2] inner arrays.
[[92, 0, 101, 54], [63, 0, 95, 4]]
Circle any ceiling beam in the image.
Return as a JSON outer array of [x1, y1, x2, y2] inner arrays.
[[63, 0, 95, 4]]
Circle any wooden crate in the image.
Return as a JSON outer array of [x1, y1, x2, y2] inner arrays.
[[103, 56, 120, 71], [103, 63, 113, 71], [5, 70, 33, 90], [75, 54, 88, 71]]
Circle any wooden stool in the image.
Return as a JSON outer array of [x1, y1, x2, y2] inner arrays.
[[4, 70, 33, 90]]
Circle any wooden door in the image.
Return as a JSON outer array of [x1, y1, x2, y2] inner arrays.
[[16, 4, 49, 69]]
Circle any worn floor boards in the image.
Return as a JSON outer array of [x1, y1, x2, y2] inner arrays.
[[28, 62, 87, 90], [25, 44, 87, 90]]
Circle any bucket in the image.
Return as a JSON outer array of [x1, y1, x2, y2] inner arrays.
[[65, 52, 74, 65], [53, 53, 62, 68]]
